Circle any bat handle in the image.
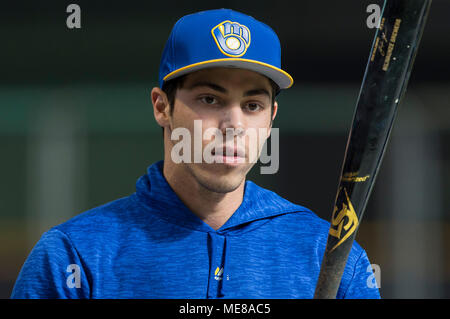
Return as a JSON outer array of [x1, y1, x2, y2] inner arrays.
[[314, 235, 354, 298]]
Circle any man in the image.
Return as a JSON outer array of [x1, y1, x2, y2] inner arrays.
[[11, 9, 380, 299]]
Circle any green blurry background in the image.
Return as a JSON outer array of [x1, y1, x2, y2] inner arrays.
[[1, 0, 449, 298]]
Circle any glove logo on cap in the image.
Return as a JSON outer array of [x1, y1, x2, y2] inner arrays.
[[211, 20, 251, 57]]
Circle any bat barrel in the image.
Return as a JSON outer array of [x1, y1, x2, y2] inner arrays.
[[314, 0, 432, 299]]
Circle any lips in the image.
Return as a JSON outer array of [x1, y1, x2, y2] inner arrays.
[[211, 145, 245, 158]]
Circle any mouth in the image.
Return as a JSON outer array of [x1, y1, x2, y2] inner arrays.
[[211, 146, 245, 164]]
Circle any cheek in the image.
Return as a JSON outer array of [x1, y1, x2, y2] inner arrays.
[[170, 103, 196, 131], [245, 111, 273, 132], [172, 100, 218, 127], [243, 114, 272, 149], [170, 110, 220, 147]]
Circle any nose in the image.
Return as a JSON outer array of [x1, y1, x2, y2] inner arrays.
[[218, 104, 245, 138]]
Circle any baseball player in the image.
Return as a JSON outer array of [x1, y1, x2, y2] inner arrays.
[[11, 9, 380, 299]]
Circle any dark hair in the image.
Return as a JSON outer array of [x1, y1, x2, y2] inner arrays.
[[160, 73, 280, 134], [162, 75, 188, 116]]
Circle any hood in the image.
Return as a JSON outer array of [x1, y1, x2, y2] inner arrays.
[[134, 160, 310, 234]]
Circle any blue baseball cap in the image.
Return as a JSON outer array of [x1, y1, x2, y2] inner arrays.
[[158, 9, 293, 90]]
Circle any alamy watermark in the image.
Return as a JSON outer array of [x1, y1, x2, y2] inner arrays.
[[169, 120, 279, 174], [366, 4, 381, 29], [66, 4, 81, 29], [66, 264, 81, 288], [366, 263, 381, 289], [65, 263, 380, 290]]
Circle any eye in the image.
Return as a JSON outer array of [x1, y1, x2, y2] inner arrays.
[[245, 103, 262, 112], [200, 95, 218, 105]]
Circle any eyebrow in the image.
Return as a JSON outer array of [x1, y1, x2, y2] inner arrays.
[[187, 81, 227, 93], [243, 88, 271, 99], [187, 81, 271, 99]]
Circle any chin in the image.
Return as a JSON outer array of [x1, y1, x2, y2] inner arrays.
[[188, 162, 250, 194]]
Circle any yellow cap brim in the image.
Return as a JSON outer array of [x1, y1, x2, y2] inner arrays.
[[163, 58, 293, 89]]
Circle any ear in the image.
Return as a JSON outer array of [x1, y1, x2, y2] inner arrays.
[[151, 87, 171, 128], [267, 100, 278, 137]]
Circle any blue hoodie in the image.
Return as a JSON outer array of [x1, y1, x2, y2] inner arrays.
[[11, 161, 380, 299]]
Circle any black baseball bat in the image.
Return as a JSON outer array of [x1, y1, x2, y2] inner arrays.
[[313, 0, 432, 299]]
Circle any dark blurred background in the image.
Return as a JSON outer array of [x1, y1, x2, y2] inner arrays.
[[1, 0, 449, 298]]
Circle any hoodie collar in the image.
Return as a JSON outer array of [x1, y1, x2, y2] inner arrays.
[[134, 160, 308, 233]]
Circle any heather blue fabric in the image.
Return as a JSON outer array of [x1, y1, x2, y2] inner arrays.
[[11, 161, 380, 299]]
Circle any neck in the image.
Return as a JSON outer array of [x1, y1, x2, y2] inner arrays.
[[163, 161, 245, 231]]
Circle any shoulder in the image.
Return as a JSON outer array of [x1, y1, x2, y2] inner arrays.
[[11, 225, 91, 298], [257, 188, 331, 240], [267, 203, 377, 298], [261, 193, 367, 266], [44, 194, 156, 254], [272, 206, 366, 255], [273, 206, 330, 231], [53, 195, 138, 236]]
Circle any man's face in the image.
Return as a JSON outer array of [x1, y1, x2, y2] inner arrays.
[[165, 67, 277, 193]]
